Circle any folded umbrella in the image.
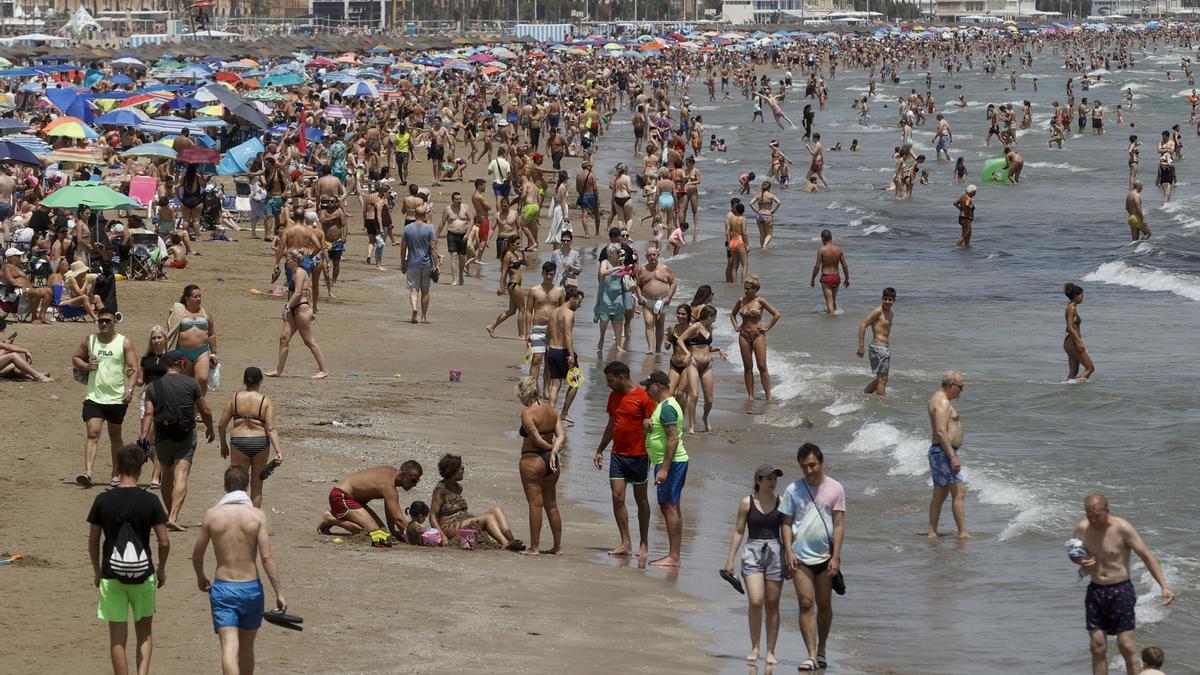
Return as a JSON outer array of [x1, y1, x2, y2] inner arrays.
[[200, 83, 269, 129]]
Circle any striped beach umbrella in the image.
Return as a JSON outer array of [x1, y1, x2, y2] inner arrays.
[[43, 116, 100, 139], [342, 80, 380, 98], [323, 104, 355, 120]]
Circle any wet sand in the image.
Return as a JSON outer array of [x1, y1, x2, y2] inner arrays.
[[0, 156, 714, 672]]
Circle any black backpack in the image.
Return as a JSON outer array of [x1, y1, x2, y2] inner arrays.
[[151, 379, 195, 441], [107, 490, 153, 584]]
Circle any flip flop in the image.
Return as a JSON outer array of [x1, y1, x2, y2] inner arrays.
[[799, 658, 819, 671], [817, 655, 828, 669], [75, 474, 93, 488], [263, 609, 303, 631], [719, 569, 745, 595]]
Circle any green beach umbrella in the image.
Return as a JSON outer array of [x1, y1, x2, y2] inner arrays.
[[41, 180, 141, 210]]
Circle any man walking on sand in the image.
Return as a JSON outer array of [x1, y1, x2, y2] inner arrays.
[[525, 261, 565, 388], [856, 288, 896, 396], [1072, 493, 1174, 675], [142, 350, 214, 532], [87, 443, 170, 675], [781, 443, 844, 672], [193, 465, 287, 675], [594, 361, 657, 557], [400, 205, 439, 324], [928, 371, 970, 539], [642, 371, 689, 567], [809, 230, 849, 315], [317, 462, 424, 539], [74, 308, 138, 488]]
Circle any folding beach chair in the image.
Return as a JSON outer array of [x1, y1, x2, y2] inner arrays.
[[51, 284, 90, 322], [128, 176, 159, 219], [127, 233, 167, 281]]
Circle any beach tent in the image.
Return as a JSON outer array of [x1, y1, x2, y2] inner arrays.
[[217, 136, 264, 175]]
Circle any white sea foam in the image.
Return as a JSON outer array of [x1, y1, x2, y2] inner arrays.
[[863, 224, 891, 236], [1026, 161, 1089, 173], [770, 352, 859, 402], [1083, 261, 1200, 302], [1133, 553, 1197, 625], [823, 400, 864, 416], [845, 421, 1065, 540]]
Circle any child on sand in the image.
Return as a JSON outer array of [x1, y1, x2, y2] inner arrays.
[[668, 221, 689, 256], [405, 501, 440, 546], [465, 216, 485, 278]]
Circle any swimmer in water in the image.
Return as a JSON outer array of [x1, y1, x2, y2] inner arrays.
[[754, 92, 797, 130], [1125, 181, 1149, 240], [1062, 283, 1094, 381]]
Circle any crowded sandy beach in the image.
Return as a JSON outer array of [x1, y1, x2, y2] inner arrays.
[[1, 17, 1197, 674]]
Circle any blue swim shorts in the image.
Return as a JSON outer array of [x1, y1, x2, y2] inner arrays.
[[928, 444, 964, 487], [655, 460, 689, 504], [209, 579, 264, 633]]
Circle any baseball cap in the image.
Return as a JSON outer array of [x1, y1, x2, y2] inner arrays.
[[754, 464, 783, 480], [163, 350, 188, 366], [4, 247, 21, 257], [639, 370, 670, 388]]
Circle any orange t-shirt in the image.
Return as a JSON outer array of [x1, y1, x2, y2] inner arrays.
[[606, 387, 656, 457]]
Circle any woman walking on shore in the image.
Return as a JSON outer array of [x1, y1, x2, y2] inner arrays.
[[167, 284, 218, 394], [731, 276, 781, 401], [516, 377, 565, 555], [218, 366, 283, 507], [723, 465, 786, 666], [486, 234, 526, 338], [594, 244, 627, 352], [674, 305, 725, 433], [666, 304, 695, 404], [1063, 282, 1095, 381], [267, 250, 329, 379]]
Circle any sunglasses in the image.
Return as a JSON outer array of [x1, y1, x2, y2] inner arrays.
[[97, 319, 114, 325]]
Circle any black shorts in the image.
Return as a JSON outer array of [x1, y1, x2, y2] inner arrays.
[[83, 399, 129, 425], [365, 220, 380, 237], [802, 559, 830, 576], [447, 232, 467, 255], [428, 143, 444, 162], [496, 236, 509, 260], [609, 453, 649, 485], [546, 347, 572, 380], [1091, 118, 1102, 129]]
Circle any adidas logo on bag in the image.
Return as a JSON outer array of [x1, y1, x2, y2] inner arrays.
[[110, 540, 151, 580]]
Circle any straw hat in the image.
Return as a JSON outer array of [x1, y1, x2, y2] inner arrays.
[[66, 260, 88, 278]]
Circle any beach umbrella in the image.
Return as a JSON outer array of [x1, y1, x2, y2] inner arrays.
[[244, 89, 284, 101], [46, 88, 95, 124], [0, 119, 31, 131], [323, 104, 355, 120], [40, 180, 140, 210], [119, 142, 176, 159], [213, 72, 242, 84], [0, 140, 41, 166], [342, 80, 380, 98], [200, 83, 269, 129], [43, 116, 99, 139], [95, 109, 150, 126], [260, 72, 305, 88], [306, 57, 337, 68], [50, 147, 106, 165], [178, 146, 220, 164], [4, 134, 51, 156], [468, 53, 496, 63], [363, 56, 392, 67]]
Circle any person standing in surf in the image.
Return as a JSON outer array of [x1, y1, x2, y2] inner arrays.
[[1063, 283, 1095, 381], [954, 185, 976, 248], [856, 288, 896, 396], [928, 371, 969, 539], [809, 230, 850, 315], [1125, 181, 1149, 240], [1071, 493, 1174, 675]]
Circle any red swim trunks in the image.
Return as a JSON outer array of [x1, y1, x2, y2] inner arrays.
[[479, 217, 490, 242], [328, 487, 364, 519], [820, 273, 841, 289]]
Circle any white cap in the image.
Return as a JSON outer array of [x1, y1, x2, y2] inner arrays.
[[5, 247, 22, 257], [112, 224, 125, 233]]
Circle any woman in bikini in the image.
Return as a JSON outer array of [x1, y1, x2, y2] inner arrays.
[[1063, 282, 1095, 381], [430, 453, 525, 552], [170, 284, 218, 395], [750, 181, 781, 250], [655, 168, 678, 232], [675, 305, 725, 433], [670, 160, 688, 226], [516, 376, 565, 555], [667, 304, 695, 406], [177, 163, 204, 243], [218, 366, 283, 507], [609, 163, 634, 230], [1128, 134, 1141, 186], [267, 250, 329, 379], [731, 275, 781, 401], [485, 234, 526, 338]]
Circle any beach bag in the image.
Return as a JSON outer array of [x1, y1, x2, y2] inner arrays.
[[207, 362, 221, 392], [107, 491, 153, 584], [458, 528, 477, 551], [73, 335, 94, 384], [620, 271, 637, 293], [421, 529, 444, 547]]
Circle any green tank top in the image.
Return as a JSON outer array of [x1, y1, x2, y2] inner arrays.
[[87, 334, 126, 405], [646, 396, 688, 465]]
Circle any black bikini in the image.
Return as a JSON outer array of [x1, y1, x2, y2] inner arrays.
[[685, 329, 713, 375], [520, 425, 557, 476], [229, 393, 270, 459]]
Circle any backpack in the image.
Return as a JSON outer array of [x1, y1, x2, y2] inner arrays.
[[107, 490, 153, 584], [150, 379, 195, 442]]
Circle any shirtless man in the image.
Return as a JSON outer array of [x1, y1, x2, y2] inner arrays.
[[518, 175, 541, 250], [315, 172, 345, 210], [493, 197, 519, 261], [274, 217, 321, 307], [1125, 182, 1149, 240], [809, 230, 850, 315], [1071, 493, 1174, 675], [806, 134, 830, 187], [316, 462, 424, 539], [856, 287, 896, 396], [362, 186, 385, 271], [545, 286, 583, 417], [192, 465, 286, 675], [574, 161, 600, 238], [934, 114, 953, 161], [525, 261, 565, 387], [725, 201, 749, 284], [2, 248, 52, 323], [928, 371, 969, 539], [749, 181, 781, 250], [1003, 146, 1024, 184], [471, 178, 492, 251], [316, 197, 347, 292], [261, 156, 290, 237], [437, 191, 473, 286], [634, 244, 677, 354], [0, 165, 15, 222]]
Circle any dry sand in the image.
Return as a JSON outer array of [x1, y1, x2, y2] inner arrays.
[[0, 156, 716, 673]]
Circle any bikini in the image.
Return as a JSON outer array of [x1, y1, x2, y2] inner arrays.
[[229, 392, 270, 459], [177, 315, 211, 362], [685, 328, 713, 375], [519, 425, 557, 476]]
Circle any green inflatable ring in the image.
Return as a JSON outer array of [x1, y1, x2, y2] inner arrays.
[[981, 157, 1008, 184]]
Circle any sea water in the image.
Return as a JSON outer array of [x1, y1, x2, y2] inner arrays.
[[555, 46, 1199, 672]]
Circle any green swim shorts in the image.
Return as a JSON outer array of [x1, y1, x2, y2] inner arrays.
[[98, 575, 157, 622]]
